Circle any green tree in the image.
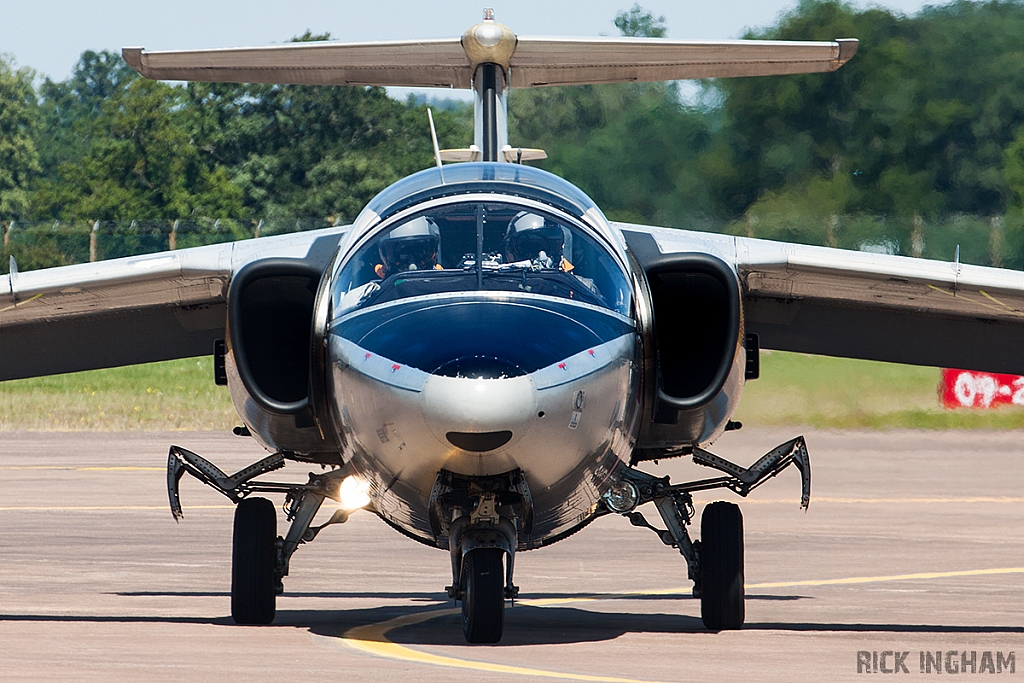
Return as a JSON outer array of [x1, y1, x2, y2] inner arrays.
[[34, 51, 139, 177], [184, 32, 472, 222], [614, 4, 667, 38], [36, 77, 243, 221], [0, 56, 40, 218], [1004, 125, 1024, 209], [510, 6, 714, 226], [713, 0, 1024, 221]]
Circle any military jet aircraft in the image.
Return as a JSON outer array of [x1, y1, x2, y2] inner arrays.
[[4, 10, 1023, 644]]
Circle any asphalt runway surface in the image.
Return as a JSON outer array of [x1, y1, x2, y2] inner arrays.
[[1, 428, 1022, 682]]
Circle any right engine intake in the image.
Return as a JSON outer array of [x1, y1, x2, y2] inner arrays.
[[625, 232, 747, 456]]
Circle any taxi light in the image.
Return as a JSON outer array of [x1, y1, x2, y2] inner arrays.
[[603, 480, 639, 513], [339, 475, 371, 511]]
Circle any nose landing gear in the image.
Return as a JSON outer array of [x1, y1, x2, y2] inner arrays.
[[434, 476, 529, 644], [445, 509, 519, 643]]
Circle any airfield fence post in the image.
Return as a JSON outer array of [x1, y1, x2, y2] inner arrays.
[[826, 214, 839, 248], [910, 214, 925, 257], [89, 220, 99, 262], [989, 215, 1003, 268]]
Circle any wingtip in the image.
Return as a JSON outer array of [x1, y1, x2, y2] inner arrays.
[[836, 38, 859, 63], [121, 47, 145, 75]]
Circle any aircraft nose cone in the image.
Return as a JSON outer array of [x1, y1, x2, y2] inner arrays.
[[422, 374, 536, 458]]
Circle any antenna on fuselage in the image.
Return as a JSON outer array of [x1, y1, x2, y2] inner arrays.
[[426, 108, 445, 183]]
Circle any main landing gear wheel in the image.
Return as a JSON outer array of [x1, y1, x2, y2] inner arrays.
[[231, 497, 277, 625], [699, 501, 744, 631], [461, 548, 505, 643]]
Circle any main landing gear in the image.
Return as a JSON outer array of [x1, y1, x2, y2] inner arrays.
[[166, 446, 357, 625], [606, 436, 810, 631]]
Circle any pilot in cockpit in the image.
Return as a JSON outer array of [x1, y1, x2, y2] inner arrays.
[[373, 216, 442, 278], [338, 216, 442, 313], [503, 212, 604, 298], [503, 212, 574, 272]]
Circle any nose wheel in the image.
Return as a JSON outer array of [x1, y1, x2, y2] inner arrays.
[[461, 548, 506, 643], [231, 497, 278, 625]]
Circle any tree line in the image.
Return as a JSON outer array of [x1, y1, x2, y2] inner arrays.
[[4, 1, 1024, 272]]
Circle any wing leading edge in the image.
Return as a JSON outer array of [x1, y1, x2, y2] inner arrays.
[[619, 223, 1024, 376], [0, 228, 347, 381]]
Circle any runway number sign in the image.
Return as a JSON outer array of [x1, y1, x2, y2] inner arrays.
[[941, 369, 1024, 408]]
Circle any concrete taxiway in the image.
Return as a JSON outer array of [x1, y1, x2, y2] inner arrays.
[[1, 428, 1022, 682]]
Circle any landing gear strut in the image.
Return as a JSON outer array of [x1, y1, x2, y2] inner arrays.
[[166, 446, 357, 625], [611, 435, 810, 631]]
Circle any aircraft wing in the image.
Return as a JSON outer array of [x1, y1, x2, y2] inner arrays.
[[618, 223, 1024, 376], [122, 37, 856, 89], [0, 228, 347, 381]]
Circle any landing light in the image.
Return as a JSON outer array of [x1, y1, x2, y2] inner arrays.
[[338, 475, 371, 511], [603, 480, 639, 513]]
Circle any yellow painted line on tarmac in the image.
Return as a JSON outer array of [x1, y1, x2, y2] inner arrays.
[[0, 292, 44, 313], [80, 466, 165, 471], [339, 609, 675, 683], [745, 566, 1024, 590], [526, 566, 1024, 605], [614, 566, 1024, 599], [0, 504, 232, 511], [339, 566, 1024, 681], [711, 496, 1024, 504], [0, 466, 164, 471]]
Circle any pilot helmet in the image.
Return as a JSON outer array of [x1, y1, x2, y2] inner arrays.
[[377, 216, 441, 274], [504, 212, 569, 266]]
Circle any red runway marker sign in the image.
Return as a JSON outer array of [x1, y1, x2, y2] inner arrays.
[[940, 369, 1024, 408]]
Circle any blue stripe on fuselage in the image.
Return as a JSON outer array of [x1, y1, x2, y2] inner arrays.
[[330, 295, 634, 377]]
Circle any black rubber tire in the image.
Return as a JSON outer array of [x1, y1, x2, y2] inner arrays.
[[699, 501, 744, 631], [231, 497, 277, 625], [461, 548, 505, 643]]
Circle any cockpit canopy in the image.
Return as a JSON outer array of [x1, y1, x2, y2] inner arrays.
[[356, 162, 606, 225], [331, 198, 632, 317]]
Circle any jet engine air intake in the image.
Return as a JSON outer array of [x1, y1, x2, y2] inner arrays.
[[649, 254, 741, 412], [227, 259, 322, 415], [624, 230, 744, 452]]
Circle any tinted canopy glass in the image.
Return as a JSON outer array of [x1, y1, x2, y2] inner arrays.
[[332, 200, 631, 317]]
